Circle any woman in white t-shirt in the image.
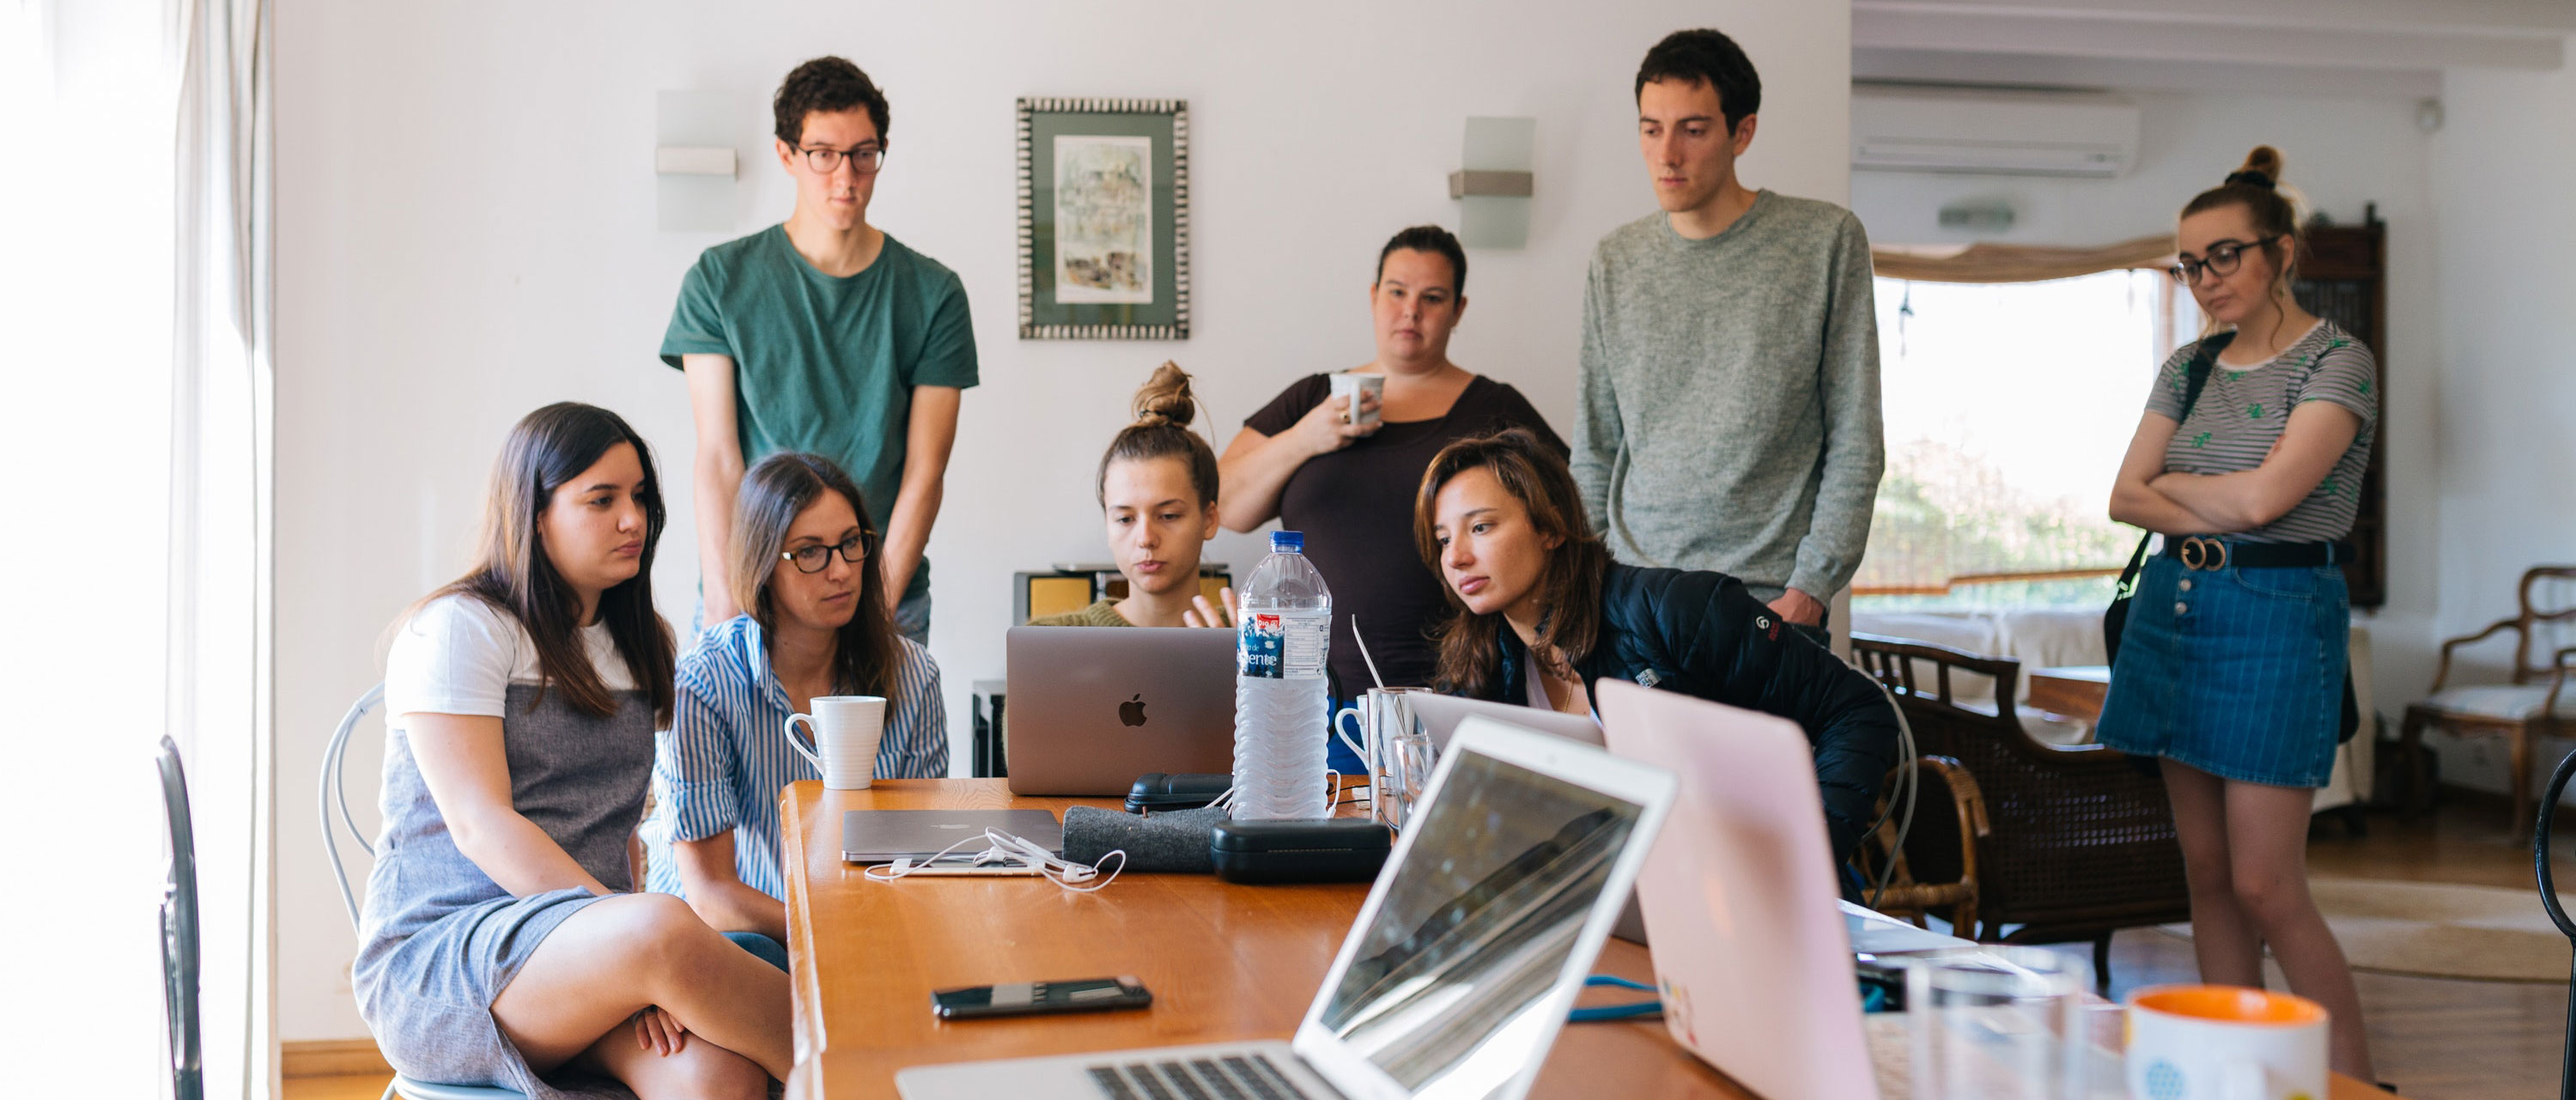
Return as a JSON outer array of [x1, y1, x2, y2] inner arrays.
[[357, 403, 785, 1099]]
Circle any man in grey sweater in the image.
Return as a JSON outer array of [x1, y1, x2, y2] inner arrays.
[[1576, 28, 1883, 639]]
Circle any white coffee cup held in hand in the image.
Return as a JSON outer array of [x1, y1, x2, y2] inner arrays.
[[1328, 372, 1385, 428], [785, 695, 887, 790], [2123, 985, 2328, 1100]]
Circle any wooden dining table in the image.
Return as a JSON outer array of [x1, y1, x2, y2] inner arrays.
[[778, 778, 2399, 1099]]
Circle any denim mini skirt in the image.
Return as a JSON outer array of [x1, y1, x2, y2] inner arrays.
[[2096, 554, 2349, 788]]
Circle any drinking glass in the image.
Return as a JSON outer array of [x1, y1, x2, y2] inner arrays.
[[1905, 947, 2092, 1100], [1382, 728, 1437, 832]]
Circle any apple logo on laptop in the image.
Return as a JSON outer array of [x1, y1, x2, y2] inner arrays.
[[1119, 694, 1148, 727]]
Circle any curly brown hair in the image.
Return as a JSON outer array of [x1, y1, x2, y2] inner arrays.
[[773, 57, 890, 146]]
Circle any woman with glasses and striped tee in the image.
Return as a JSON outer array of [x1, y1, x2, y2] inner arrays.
[[2101, 145, 2376, 1080], [644, 451, 946, 963]]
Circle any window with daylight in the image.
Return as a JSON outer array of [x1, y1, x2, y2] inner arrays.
[[1854, 270, 2201, 611]]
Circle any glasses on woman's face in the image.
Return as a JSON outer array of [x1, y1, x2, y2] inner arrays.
[[2170, 235, 2279, 285], [799, 144, 885, 176], [782, 532, 870, 574]]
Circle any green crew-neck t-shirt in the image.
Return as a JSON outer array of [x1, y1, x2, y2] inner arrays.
[[660, 226, 980, 605]]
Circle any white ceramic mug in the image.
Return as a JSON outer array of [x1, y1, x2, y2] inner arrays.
[[2124, 985, 2328, 1100], [784, 696, 887, 791], [1328, 372, 1384, 428], [1333, 687, 1428, 827]]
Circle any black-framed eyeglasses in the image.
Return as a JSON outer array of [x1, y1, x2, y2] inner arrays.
[[799, 144, 885, 175], [781, 532, 872, 574], [2170, 235, 2281, 285]]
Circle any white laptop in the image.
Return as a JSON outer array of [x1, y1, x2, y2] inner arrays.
[[1006, 626, 1237, 796], [896, 719, 1679, 1100], [1595, 679, 1879, 1100], [1403, 693, 1605, 751]]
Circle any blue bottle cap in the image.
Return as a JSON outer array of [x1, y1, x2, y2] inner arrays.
[[1270, 531, 1304, 553]]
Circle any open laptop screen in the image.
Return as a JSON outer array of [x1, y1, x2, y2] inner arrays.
[[1315, 748, 1645, 1096]]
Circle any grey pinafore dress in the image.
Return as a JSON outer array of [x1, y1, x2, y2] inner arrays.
[[354, 683, 653, 1099]]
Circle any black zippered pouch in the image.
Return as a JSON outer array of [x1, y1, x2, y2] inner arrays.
[[1125, 772, 1233, 814]]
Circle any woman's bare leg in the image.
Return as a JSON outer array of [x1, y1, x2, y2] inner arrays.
[[489, 892, 792, 1079], [574, 1016, 769, 1100], [2222, 779, 2372, 1079], [2161, 760, 2263, 987]]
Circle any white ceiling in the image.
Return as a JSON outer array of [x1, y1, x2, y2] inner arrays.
[[1853, 0, 2573, 98]]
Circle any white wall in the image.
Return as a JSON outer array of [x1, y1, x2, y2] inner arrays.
[[1848, 89, 2445, 716], [273, 0, 1856, 1042], [2426, 53, 2576, 798]]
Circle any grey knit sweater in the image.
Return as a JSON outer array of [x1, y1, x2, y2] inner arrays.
[[1573, 191, 1884, 603]]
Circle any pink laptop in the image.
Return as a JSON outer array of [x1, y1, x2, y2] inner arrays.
[[1595, 679, 1877, 1100]]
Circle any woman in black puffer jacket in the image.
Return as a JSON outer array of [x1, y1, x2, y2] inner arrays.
[[1413, 428, 1899, 866]]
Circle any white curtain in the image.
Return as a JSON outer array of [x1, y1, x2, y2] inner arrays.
[[170, 1, 276, 1098]]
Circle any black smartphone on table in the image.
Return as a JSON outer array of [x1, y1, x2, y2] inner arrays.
[[930, 975, 1153, 1019]]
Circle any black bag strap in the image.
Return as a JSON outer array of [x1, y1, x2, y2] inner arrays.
[[2112, 332, 2236, 616], [2176, 330, 2235, 426]]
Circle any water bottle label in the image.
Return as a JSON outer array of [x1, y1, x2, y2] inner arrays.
[[1239, 613, 1285, 678], [1238, 612, 1328, 679]]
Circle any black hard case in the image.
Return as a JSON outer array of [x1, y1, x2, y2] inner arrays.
[[1207, 818, 1393, 884]]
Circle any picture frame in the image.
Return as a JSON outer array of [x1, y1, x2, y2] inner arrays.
[[1017, 97, 1191, 340]]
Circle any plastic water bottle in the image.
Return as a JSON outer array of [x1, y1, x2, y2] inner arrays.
[[1233, 531, 1332, 819]]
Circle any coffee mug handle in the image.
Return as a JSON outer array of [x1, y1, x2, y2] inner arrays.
[[1332, 707, 1369, 767], [783, 713, 827, 775]]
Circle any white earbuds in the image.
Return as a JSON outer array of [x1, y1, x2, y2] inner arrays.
[[863, 828, 1128, 894]]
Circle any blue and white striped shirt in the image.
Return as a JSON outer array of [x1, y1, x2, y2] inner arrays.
[[645, 613, 946, 900]]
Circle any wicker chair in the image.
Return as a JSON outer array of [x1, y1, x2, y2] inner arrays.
[[1854, 756, 1987, 935], [1850, 633, 2191, 989]]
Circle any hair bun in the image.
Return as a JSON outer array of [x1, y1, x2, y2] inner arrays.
[[2228, 145, 2284, 190], [1130, 362, 1198, 429]]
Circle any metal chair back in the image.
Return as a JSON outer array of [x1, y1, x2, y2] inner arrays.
[[319, 684, 528, 1099], [322, 684, 385, 932], [159, 734, 204, 1100]]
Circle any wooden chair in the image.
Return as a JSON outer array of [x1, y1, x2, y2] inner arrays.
[[1850, 633, 2191, 990], [1854, 755, 1988, 936], [2400, 565, 2576, 836]]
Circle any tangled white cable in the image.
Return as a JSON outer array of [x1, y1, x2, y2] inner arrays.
[[862, 828, 1129, 894]]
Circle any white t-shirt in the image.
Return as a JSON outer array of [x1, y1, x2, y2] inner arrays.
[[383, 595, 636, 728]]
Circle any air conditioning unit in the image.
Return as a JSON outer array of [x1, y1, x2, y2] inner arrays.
[[1852, 87, 2140, 178]]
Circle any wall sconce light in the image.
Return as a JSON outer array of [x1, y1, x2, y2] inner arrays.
[[657, 89, 755, 232], [1452, 117, 1535, 249]]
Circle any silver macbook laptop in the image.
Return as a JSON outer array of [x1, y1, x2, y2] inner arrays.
[[1405, 693, 1605, 751], [896, 719, 1679, 1100], [1006, 626, 1236, 796], [841, 809, 1065, 863], [1595, 680, 1878, 1100]]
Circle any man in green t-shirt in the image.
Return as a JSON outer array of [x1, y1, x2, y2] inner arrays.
[[662, 57, 978, 644]]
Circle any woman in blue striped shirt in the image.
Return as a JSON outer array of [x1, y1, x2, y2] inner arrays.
[[647, 452, 947, 952]]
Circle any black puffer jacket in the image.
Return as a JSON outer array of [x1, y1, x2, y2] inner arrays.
[[1477, 563, 1900, 866]]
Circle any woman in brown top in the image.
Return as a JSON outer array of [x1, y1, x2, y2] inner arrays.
[[1031, 363, 1234, 629], [1219, 226, 1565, 716]]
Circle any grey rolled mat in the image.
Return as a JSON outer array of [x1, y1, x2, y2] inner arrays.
[[1061, 805, 1226, 872]]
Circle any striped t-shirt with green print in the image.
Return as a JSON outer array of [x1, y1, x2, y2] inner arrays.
[[2147, 319, 2377, 544]]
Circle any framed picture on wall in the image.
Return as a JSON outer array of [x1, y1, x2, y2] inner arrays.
[[1017, 97, 1190, 340]]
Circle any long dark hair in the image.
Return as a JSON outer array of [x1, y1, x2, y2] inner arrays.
[[1097, 362, 1218, 507], [728, 452, 901, 697], [421, 402, 677, 725], [1413, 429, 1612, 699]]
